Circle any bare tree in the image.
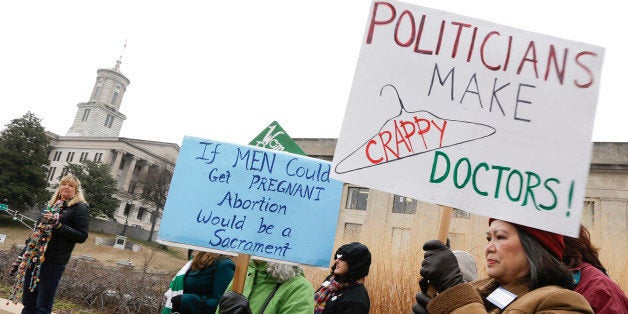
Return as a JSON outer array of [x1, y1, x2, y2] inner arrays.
[[138, 164, 173, 241]]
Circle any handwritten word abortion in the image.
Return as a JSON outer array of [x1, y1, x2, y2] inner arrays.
[[193, 141, 331, 257], [366, 2, 600, 89], [430, 150, 572, 212]]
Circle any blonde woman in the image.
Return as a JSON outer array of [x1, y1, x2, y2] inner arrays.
[[8, 173, 89, 313]]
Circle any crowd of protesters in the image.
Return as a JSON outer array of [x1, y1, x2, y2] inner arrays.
[[6, 207, 627, 313]]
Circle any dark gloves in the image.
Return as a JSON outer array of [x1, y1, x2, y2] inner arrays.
[[171, 294, 182, 312], [411, 291, 432, 314], [219, 291, 252, 314], [420, 240, 463, 293], [8, 260, 20, 276]]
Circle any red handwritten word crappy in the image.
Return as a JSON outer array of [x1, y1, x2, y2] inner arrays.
[[334, 85, 495, 174]]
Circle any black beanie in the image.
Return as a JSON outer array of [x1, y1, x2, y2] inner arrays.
[[334, 242, 371, 282]]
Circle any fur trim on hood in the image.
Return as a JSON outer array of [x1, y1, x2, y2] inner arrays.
[[266, 262, 304, 283]]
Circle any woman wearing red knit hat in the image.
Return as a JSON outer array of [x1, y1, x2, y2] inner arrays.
[[412, 218, 594, 313]]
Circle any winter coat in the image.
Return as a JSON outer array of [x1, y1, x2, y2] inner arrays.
[[223, 261, 314, 314], [315, 274, 369, 314], [42, 201, 89, 264], [426, 277, 593, 314], [178, 257, 235, 313], [573, 262, 628, 313]]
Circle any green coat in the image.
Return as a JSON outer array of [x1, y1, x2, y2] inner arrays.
[[179, 257, 235, 313], [222, 261, 314, 314]]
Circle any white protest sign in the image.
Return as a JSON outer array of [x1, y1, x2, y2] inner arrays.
[[331, 0, 604, 237], [158, 136, 343, 267]]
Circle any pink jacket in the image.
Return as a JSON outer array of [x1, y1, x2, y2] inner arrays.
[[573, 262, 628, 313]]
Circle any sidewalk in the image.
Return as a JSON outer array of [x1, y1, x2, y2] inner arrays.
[[0, 298, 22, 314]]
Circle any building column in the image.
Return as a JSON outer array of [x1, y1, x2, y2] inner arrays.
[[110, 150, 123, 177], [122, 156, 138, 192]]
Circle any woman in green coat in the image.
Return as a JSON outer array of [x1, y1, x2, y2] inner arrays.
[[218, 260, 314, 313], [163, 251, 235, 314]]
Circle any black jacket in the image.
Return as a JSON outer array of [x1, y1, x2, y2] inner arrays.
[[28, 201, 90, 264], [316, 274, 370, 314]]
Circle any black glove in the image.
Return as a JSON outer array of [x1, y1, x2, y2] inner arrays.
[[420, 240, 463, 293], [8, 261, 20, 277], [219, 291, 252, 314], [411, 291, 432, 314], [171, 294, 182, 312], [8, 257, 22, 277]]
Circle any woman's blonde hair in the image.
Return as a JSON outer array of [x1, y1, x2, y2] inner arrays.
[[48, 173, 87, 207], [190, 251, 229, 270]]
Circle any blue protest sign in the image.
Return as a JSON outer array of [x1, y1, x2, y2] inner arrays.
[[158, 136, 343, 267]]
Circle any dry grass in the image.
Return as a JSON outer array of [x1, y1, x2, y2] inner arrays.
[[0, 216, 188, 272], [302, 238, 425, 313]]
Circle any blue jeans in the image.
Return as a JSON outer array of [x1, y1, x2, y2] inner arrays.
[[21, 262, 66, 314]]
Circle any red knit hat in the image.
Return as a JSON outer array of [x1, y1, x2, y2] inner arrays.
[[489, 218, 565, 259]]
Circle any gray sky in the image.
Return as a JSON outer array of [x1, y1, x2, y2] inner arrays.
[[0, 0, 625, 145]]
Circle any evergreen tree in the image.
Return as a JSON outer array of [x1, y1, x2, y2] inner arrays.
[[63, 161, 120, 219], [0, 112, 50, 211]]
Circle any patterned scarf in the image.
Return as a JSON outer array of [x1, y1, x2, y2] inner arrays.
[[7, 200, 62, 304], [314, 276, 363, 313]]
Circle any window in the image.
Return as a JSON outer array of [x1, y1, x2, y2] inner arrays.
[[47, 167, 56, 181], [79, 152, 89, 162], [392, 195, 417, 214], [453, 208, 470, 219], [52, 151, 62, 161], [582, 199, 595, 228], [123, 203, 133, 216], [65, 152, 75, 162], [128, 180, 137, 194], [392, 227, 410, 253], [133, 164, 142, 174], [81, 109, 90, 121], [104, 114, 114, 128], [344, 223, 362, 239], [93, 152, 103, 162], [137, 207, 146, 220], [93, 79, 103, 99], [111, 86, 120, 105], [119, 157, 126, 170], [61, 168, 69, 177], [346, 187, 368, 210]]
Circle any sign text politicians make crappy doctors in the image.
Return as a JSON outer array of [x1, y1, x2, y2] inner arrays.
[[158, 136, 342, 267], [331, 0, 604, 237]]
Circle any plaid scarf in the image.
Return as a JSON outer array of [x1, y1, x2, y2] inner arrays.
[[7, 200, 62, 304], [314, 276, 363, 313]]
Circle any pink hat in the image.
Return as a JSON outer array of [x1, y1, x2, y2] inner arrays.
[[489, 218, 565, 259]]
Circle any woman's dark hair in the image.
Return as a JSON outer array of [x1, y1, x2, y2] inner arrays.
[[562, 225, 607, 274], [517, 229, 574, 290]]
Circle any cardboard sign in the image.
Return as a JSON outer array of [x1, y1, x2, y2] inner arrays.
[[332, 0, 604, 237], [158, 136, 342, 267]]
